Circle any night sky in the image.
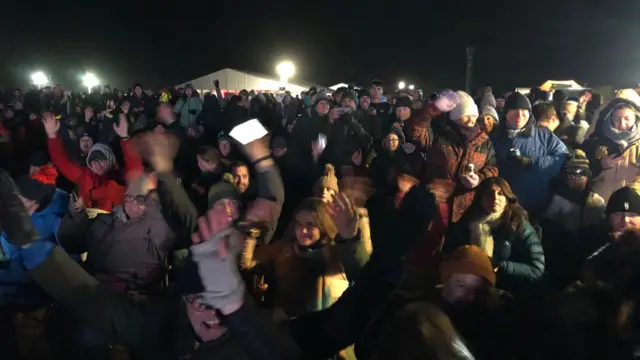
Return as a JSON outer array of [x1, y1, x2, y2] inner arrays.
[[3, 0, 639, 93]]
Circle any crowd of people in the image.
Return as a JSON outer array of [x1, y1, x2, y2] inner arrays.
[[1, 78, 640, 359]]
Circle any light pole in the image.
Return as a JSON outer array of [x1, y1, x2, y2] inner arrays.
[[82, 73, 99, 93], [398, 81, 406, 90], [276, 61, 295, 89], [30, 71, 49, 88]]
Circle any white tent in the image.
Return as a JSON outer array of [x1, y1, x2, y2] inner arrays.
[[175, 68, 313, 95]]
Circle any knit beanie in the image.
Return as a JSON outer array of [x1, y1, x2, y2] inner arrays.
[[395, 96, 413, 109], [481, 106, 500, 123], [341, 91, 357, 102], [313, 92, 331, 106], [449, 91, 479, 121], [504, 92, 532, 113], [606, 187, 640, 216], [358, 88, 371, 99], [271, 136, 287, 150], [564, 149, 591, 177], [440, 245, 496, 286], [314, 164, 339, 196], [15, 164, 58, 204], [86, 143, 115, 169], [480, 93, 497, 109], [208, 174, 241, 208]]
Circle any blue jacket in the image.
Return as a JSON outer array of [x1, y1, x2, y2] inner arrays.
[[0, 189, 68, 305], [491, 123, 568, 215]]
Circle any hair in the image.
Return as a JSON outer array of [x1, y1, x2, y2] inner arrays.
[[373, 301, 473, 360], [285, 197, 338, 242], [231, 161, 248, 172], [463, 177, 528, 235], [533, 103, 558, 123]]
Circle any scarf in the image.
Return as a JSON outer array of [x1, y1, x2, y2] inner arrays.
[[506, 127, 525, 139], [601, 117, 640, 148], [469, 211, 503, 257], [453, 123, 481, 144]]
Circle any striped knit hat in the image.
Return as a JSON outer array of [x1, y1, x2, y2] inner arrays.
[[565, 149, 591, 177]]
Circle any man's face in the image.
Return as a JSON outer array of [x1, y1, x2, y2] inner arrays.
[[79, 137, 94, 154], [124, 193, 147, 218], [232, 165, 250, 193], [272, 148, 287, 158], [395, 107, 411, 121], [211, 198, 240, 227], [384, 133, 400, 151], [566, 172, 587, 190], [371, 86, 383, 99], [218, 140, 232, 157], [186, 88, 193, 97], [84, 107, 94, 120], [341, 98, 356, 111], [184, 294, 227, 342], [134, 86, 142, 97], [359, 96, 371, 110], [609, 212, 640, 235], [564, 102, 578, 119], [442, 273, 486, 304], [505, 109, 530, 129]]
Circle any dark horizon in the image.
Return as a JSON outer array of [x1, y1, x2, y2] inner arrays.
[[3, 0, 639, 93]]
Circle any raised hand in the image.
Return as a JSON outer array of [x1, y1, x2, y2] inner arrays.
[[327, 193, 359, 238], [133, 132, 178, 173], [113, 113, 129, 138], [41, 112, 60, 138]]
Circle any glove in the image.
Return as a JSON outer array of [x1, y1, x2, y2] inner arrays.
[[510, 154, 533, 168], [21, 240, 54, 270], [189, 227, 245, 311]]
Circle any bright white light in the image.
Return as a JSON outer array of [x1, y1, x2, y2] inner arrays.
[[31, 71, 49, 87], [398, 81, 406, 89], [82, 73, 100, 92], [409, 84, 415, 90], [276, 61, 295, 84]]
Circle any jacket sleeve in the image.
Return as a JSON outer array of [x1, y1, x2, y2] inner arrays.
[[478, 142, 499, 181], [155, 172, 198, 248], [334, 229, 370, 282], [120, 138, 144, 181], [254, 164, 285, 244], [47, 137, 84, 183], [28, 248, 145, 349], [532, 132, 568, 174], [239, 238, 281, 272], [173, 98, 185, 114], [499, 222, 545, 282]]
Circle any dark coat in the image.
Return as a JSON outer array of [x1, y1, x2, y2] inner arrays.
[[444, 218, 545, 297]]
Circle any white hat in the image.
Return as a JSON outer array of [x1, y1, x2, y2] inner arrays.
[[449, 91, 479, 121]]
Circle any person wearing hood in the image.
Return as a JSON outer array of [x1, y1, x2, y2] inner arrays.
[[581, 98, 640, 202], [491, 92, 568, 217], [174, 84, 203, 128], [42, 111, 143, 212]]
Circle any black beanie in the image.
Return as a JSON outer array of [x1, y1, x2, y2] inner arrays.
[[395, 96, 414, 109], [606, 187, 640, 216], [359, 88, 371, 99], [505, 92, 532, 113], [15, 165, 57, 204]]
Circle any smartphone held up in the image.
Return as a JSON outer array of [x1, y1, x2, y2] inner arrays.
[[229, 118, 269, 145]]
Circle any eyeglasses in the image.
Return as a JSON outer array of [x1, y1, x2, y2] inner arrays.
[[124, 194, 147, 203]]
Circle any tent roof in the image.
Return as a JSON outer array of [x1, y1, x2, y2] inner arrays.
[[175, 68, 320, 91], [539, 80, 584, 92]]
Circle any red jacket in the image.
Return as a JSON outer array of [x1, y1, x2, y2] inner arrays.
[[47, 137, 143, 211]]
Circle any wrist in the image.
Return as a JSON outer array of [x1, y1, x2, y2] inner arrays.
[[47, 132, 58, 139]]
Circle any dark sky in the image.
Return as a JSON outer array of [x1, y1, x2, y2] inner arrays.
[[4, 0, 640, 93]]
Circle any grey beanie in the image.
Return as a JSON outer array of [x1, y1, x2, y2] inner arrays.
[[481, 106, 500, 123]]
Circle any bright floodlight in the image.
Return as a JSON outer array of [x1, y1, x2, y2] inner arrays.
[[398, 81, 406, 89], [31, 71, 48, 87], [276, 61, 295, 84], [409, 84, 415, 90], [82, 73, 100, 92]]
